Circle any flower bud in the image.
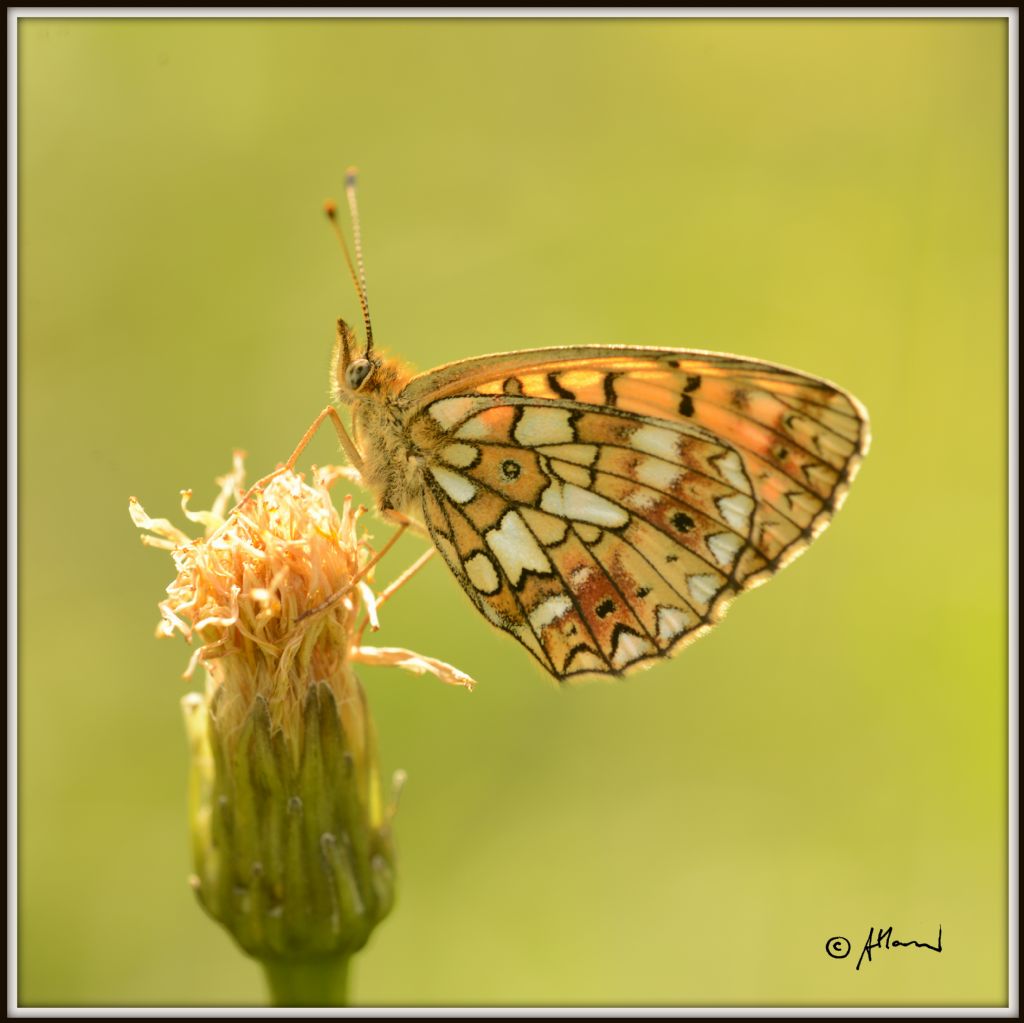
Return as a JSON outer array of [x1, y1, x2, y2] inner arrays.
[[181, 680, 394, 962], [133, 456, 474, 1002]]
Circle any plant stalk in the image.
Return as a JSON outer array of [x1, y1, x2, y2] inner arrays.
[[261, 955, 351, 1007]]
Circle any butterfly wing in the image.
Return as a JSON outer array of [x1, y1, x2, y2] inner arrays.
[[399, 346, 869, 682]]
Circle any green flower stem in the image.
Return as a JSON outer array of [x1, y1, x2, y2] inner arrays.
[[261, 955, 351, 1007]]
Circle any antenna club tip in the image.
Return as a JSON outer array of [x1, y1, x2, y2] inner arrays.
[[345, 166, 359, 187], [324, 199, 338, 218]]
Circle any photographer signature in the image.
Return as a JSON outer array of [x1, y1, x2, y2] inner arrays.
[[824, 926, 943, 970]]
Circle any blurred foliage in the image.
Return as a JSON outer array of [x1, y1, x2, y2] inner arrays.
[[18, 16, 1007, 1007]]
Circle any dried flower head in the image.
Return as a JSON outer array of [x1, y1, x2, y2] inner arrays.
[[131, 454, 473, 975], [131, 454, 474, 737]]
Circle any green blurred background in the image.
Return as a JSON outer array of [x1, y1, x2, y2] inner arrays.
[[17, 16, 1008, 1008]]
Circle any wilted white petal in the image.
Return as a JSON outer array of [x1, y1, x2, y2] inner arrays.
[[180, 489, 226, 533], [354, 646, 477, 691], [315, 463, 364, 489], [357, 581, 379, 631], [129, 497, 191, 547]]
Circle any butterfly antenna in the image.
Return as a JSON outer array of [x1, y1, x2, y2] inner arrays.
[[323, 169, 374, 356], [345, 168, 373, 349]]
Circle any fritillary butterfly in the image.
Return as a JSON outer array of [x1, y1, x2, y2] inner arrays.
[[301, 172, 870, 683]]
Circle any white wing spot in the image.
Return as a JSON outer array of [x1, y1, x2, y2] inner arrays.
[[706, 531, 743, 567], [623, 488, 658, 512], [429, 396, 481, 430], [635, 456, 682, 492], [611, 631, 655, 670], [686, 573, 719, 605], [465, 552, 500, 595], [630, 424, 684, 464], [514, 407, 577, 447], [712, 449, 748, 491], [540, 481, 629, 529], [716, 493, 754, 531], [570, 564, 594, 586], [655, 605, 691, 642], [440, 443, 480, 468], [430, 465, 477, 505], [529, 594, 573, 632], [485, 510, 552, 587]]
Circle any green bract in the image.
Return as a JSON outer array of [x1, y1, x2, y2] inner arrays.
[[183, 681, 395, 962]]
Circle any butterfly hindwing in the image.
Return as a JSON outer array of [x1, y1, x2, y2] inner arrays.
[[402, 347, 868, 682], [419, 417, 719, 680]]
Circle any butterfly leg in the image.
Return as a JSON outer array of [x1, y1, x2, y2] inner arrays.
[[296, 521, 409, 623], [234, 405, 365, 510], [380, 506, 433, 541], [357, 546, 436, 640], [285, 404, 365, 475]]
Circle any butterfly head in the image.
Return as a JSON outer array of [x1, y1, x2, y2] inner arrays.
[[331, 316, 377, 402], [331, 316, 408, 406], [326, 173, 402, 405]]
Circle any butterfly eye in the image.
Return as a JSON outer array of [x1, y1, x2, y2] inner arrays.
[[345, 358, 374, 391]]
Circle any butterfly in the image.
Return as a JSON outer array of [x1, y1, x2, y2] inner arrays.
[[304, 171, 870, 684]]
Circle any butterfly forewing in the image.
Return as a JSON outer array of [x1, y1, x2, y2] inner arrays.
[[400, 346, 868, 682]]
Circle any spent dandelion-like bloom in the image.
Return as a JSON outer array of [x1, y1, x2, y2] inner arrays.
[[131, 454, 474, 1006]]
